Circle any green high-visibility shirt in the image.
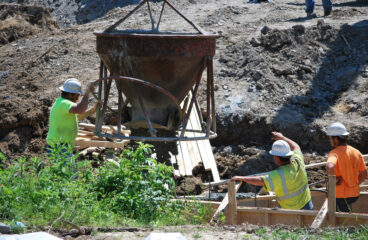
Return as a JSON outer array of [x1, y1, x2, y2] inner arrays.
[[262, 150, 311, 210], [46, 97, 77, 146]]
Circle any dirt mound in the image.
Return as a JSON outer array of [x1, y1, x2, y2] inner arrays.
[[0, 4, 58, 45], [213, 20, 368, 153]]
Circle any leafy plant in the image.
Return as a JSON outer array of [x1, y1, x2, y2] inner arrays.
[[94, 142, 175, 222], [0, 143, 183, 227], [218, 212, 226, 223]]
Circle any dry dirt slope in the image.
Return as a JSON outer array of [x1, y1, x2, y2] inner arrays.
[[0, 0, 367, 161]]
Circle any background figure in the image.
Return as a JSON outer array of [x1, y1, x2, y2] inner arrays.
[[325, 122, 367, 212], [305, 0, 332, 17]]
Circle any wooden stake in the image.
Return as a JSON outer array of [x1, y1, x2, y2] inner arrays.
[[328, 175, 336, 226], [311, 199, 328, 228], [226, 181, 237, 225], [210, 182, 242, 223]]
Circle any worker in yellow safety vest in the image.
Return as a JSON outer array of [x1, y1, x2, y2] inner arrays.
[[231, 132, 313, 210]]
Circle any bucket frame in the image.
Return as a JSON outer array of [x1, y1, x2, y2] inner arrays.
[[92, 0, 217, 142]]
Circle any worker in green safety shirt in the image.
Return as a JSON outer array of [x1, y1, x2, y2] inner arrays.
[[46, 78, 96, 152], [231, 132, 313, 210]]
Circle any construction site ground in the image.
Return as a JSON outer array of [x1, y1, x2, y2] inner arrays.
[[0, 0, 368, 238]]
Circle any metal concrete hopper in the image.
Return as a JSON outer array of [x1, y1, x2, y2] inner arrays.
[[93, 0, 217, 141]]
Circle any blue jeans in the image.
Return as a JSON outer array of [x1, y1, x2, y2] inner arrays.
[[305, 0, 332, 14], [301, 199, 314, 210]]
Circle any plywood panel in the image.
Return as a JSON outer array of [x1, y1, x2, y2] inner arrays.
[[185, 114, 202, 168], [179, 140, 193, 176], [189, 101, 220, 181]]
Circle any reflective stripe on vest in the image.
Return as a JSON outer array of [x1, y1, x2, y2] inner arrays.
[[277, 168, 308, 201], [266, 175, 275, 192]]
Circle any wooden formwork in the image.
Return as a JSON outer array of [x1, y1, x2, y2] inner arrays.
[[223, 176, 368, 227]]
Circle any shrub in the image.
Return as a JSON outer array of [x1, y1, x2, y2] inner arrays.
[[0, 143, 179, 226], [95, 142, 175, 222]]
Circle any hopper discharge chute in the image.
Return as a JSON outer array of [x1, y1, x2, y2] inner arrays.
[[93, 0, 218, 142]]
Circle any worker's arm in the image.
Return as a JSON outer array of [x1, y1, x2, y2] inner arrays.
[[326, 162, 335, 175], [230, 176, 265, 186], [77, 102, 99, 121], [326, 155, 342, 184], [69, 82, 94, 114], [358, 169, 367, 185], [272, 132, 300, 151]]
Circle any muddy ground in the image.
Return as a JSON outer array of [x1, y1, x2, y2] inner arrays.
[[0, 0, 368, 195]]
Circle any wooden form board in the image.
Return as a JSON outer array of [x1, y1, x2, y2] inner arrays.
[[236, 206, 368, 227], [170, 94, 220, 182], [238, 190, 327, 209], [75, 123, 130, 150], [210, 182, 242, 223], [207, 174, 368, 227]]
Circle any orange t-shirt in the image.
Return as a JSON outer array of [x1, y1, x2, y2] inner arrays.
[[327, 145, 367, 198]]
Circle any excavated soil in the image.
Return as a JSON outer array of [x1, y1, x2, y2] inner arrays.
[[0, 0, 368, 198]]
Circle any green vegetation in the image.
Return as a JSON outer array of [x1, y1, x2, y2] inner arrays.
[[1, 144, 368, 239], [0, 143, 212, 228], [250, 225, 368, 240]]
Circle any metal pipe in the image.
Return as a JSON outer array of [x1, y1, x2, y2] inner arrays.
[[208, 56, 216, 132], [155, 1, 166, 31], [137, 94, 157, 137], [95, 131, 218, 142], [192, 91, 204, 131], [96, 78, 112, 134], [163, 0, 204, 34], [146, 0, 155, 31], [180, 58, 207, 137], [104, 0, 147, 32], [116, 80, 123, 135], [96, 61, 104, 132], [206, 56, 211, 137]]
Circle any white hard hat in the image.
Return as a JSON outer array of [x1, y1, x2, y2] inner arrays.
[[269, 140, 293, 157], [59, 78, 82, 94], [326, 122, 349, 136]]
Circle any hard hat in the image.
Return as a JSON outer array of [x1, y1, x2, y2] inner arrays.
[[269, 140, 293, 157], [59, 78, 82, 94], [326, 122, 349, 136]]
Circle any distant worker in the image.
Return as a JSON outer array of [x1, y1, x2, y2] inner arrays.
[[231, 132, 313, 210], [325, 122, 367, 212], [305, 0, 332, 18], [46, 78, 96, 151]]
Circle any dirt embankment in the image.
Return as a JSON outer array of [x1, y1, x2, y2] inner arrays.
[[212, 20, 368, 153], [0, 4, 58, 45]]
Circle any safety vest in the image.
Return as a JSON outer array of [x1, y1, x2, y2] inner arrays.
[[263, 150, 311, 210]]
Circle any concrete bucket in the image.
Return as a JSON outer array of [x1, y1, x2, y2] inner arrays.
[[93, 0, 217, 141]]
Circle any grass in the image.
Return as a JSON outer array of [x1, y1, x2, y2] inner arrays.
[[248, 225, 368, 240]]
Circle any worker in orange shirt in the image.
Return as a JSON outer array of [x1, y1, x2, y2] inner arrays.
[[326, 122, 367, 212]]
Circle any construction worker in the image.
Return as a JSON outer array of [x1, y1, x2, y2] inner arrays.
[[325, 122, 367, 212], [46, 78, 96, 152], [231, 132, 313, 210]]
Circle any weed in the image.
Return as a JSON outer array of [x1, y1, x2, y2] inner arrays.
[[242, 234, 250, 240], [218, 212, 226, 223], [192, 232, 202, 239], [255, 227, 268, 239]]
